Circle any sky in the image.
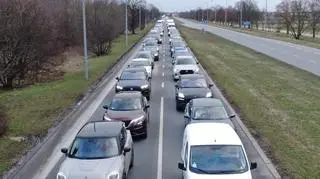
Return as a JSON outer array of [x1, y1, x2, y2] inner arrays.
[[148, 0, 280, 12]]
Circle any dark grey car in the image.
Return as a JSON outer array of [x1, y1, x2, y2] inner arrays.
[[57, 121, 133, 179], [184, 98, 236, 128], [142, 40, 159, 61], [115, 68, 151, 100], [175, 74, 213, 111]]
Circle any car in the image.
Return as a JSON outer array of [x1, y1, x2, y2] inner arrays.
[[129, 58, 152, 78], [57, 121, 134, 179], [172, 49, 190, 64], [173, 56, 200, 81], [178, 123, 257, 179], [142, 40, 159, 61], [115, 68, 151, 100], [171, 44, 187, 57], [134, 50, 154, 69], [149, 29, 162, 44], [184, 98, 236, 128], [103, 92, 150, 138], [175, 74, 213, 111]]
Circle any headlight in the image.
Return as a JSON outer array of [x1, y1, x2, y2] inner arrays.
[[132, 115, 145, 125], [104, 115, 112, 121], [169, 39, 172, 42], [57, 172, 67, 179], [206, 92, 212, 98], [178, 92, 185, 98], [173, 68, 178, 73], [194, 68, 199, 73], [116, 85, 123, 90], [107, 171, 119, 179], [154, 53, 158, 56], [157, 47, 159, 51], [141, 84, 149, 89]]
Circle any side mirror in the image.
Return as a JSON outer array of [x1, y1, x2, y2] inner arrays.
[[148, 76, 151, 80], [115, 77, 119, 81], [229, 114, 236, 119], [175, 84, 179, 88], [208, 84, 214, 88], [250, 162, 257, 170], [184, 113, 190, 119], [61, 148, 68, 155], [196, 61, 199, 64], [124, 147, 131, 153], [178, 162, 186, 171], [103, 105, 108, 110], [146, 103, 150, 108]]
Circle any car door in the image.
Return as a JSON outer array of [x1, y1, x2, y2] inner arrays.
[[120, 127, 131, 173], [184, 103, 190, 125]]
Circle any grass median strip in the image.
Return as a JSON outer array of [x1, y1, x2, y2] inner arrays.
[[0, 26, 151, 177], [178, 24, 320, 178]]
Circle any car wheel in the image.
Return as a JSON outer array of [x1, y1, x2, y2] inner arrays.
[[141, 125, 148, 139], [129, 148, 134, 169], [122, 172, 127, 179]]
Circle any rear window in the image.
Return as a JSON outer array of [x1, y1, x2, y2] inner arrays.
[[176, 58, 196, 65]]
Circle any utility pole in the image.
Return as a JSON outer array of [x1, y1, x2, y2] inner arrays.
[[224, 0, 227, 25], [139, 5, 142, 29], [240, 1, 243, 28], [125, 0, 128, 48], [82, 0, 88, 80], [206, 3, 209, 22], [265, 0, 268, 31]]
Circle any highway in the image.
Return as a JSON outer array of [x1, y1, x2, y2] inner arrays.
[[177, 17, 320, 77], [7, 25, 279, 179]]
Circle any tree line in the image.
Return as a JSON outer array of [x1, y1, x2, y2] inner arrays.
[[0, 0, 160, 89], [179, 0, 320, 39]]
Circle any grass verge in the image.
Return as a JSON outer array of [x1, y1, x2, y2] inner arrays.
[[0, 26, 151, 177], [177, 24, 320, 178]]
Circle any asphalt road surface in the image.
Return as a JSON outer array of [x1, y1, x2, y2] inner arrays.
[[8, 25, 278, 179], [177, 17, 320, 77]]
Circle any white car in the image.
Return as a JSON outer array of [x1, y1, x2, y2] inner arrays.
[[179, 123, 257, 179], [173, 56, 199, 80], [130, 58, 152, 78]]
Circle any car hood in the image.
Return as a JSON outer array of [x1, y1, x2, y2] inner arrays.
[[106, 110, 144, 121], [190, 118, 234, 129], [117, 80, 148, 87], [186, 170, 252, 179], [178, 88, 211, 97], [59, 156, 122, 179], [174, 65, 199, 71]]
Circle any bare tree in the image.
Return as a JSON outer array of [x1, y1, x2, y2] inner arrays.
[[276, 0, 291, 34], [308, 0, 320, 38], [128, 0, 143, 34]]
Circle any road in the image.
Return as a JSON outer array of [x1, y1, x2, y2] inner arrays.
[[177, 17, 320, 77], [7, 25, 279, 179]]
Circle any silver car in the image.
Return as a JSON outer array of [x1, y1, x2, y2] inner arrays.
[[57, 121, 134, 179]]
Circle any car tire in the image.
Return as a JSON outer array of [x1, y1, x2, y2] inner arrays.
[[141, 125, 148, 139], [129, 148, 134, 169], [122, 172, 127, 179]]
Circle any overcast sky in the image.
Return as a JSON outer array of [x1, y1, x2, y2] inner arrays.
[[148, 0, 279, 12]]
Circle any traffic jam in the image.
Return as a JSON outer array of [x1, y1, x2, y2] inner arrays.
[[56, 16, 258, 179]]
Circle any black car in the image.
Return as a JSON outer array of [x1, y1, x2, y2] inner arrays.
[[175, 74, 213, 111], [115, 68, 151, 100], [103, 92, 150, 138]]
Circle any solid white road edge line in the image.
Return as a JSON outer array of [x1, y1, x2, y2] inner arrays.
[[157, 97, 164, 179], [32, 48, 139, 179]]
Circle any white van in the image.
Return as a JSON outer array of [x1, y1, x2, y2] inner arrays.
[[179, 123, 257, 179]]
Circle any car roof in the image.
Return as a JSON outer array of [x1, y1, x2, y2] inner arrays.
[[191, 98, 224, 107], [176, 55, 194, 59], [77, 121, 123, 138], [137, 50, 151, 54], [114, 91, 142, 98], [180, 74, 205, 79], [185, 123, 242, 146], [132, 58, 150, 61]]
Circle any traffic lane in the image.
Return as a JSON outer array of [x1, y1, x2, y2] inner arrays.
[[44, 40, 164, 179], [177, 18, 320, 76], [127, 56, 164, 179]]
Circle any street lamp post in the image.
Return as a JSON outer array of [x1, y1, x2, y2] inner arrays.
[[82, 0, 89, 80], [240, 1, 243, 28], [125, 0, 128, 48], [139, 5, 142, 29]]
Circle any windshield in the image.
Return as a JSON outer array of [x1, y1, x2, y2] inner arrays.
[[192, 106, 229, 120], [176, 58, 196, 65], [130, 61, 151, 67], [189, 145, 248, 174], [69, 137, 119, 159], [180, 78, 207, 88], [135, 53, 151, 59], [120, 71, 146, 80], [110, 97, 142, 111], [145, 41, 157, 46]]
